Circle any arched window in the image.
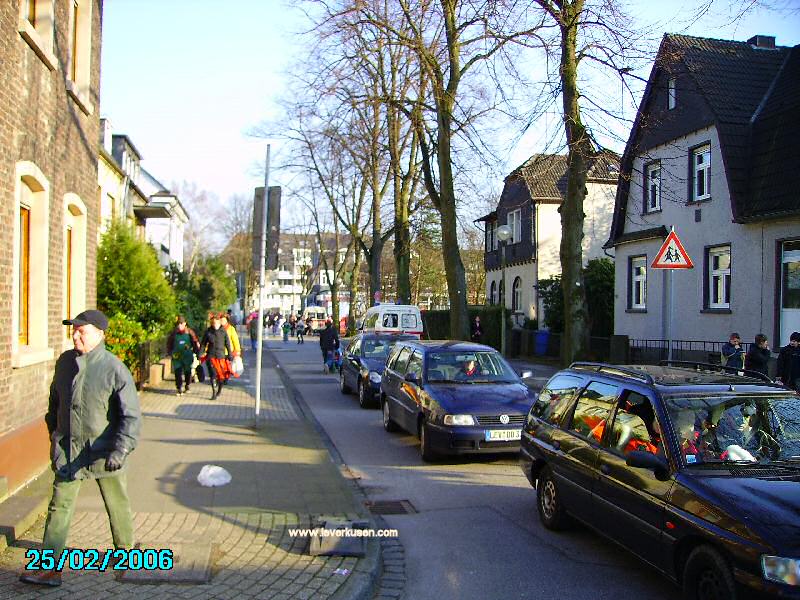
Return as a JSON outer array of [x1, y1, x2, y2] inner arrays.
[[498, 279, 505, 308], [13, 161, 53, 367], [512, 277, 522, 312], [489, 281, 496, 305], [64, 194, 88, 343]]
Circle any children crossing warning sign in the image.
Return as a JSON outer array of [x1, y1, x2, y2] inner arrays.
[[651, 229, 694, 269]]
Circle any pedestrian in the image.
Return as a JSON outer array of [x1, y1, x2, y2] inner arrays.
[[201, 313, 232, 399], [282, 318, 291, 342], [305, 316, 313, 337], [220, 313, 241, 361], [247, 313, 260, 353], [744, 334, 771, 377], [776, 331, 800, 391], [226, 308, 238, 327], [470, 316, 483, 343], [319, 318, 339, 373], [296, 316, 305, 344], [167, 315, 200, 396], [266, 313, 274, 334], [273, 314, 281, 337], [721, 332, 745, 369], [20, 310, 141, 587]]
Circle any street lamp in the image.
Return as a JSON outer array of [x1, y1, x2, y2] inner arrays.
[[496, 224, 512, 356]]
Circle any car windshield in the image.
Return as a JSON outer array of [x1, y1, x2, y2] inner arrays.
[[362, 339, 398, 359], [665, 394, 800, 465], [426, 351, 518, 384]]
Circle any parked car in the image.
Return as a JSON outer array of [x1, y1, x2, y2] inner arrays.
[[360, 304, 423, 338], [340, 333, 416, 408], [380, 340, 536, 461], [521, 361, 800, 600]]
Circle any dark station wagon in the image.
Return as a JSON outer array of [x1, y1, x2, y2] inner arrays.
[[521, 361, 800, 600]]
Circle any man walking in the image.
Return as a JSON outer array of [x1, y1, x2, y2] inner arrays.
[[319, 318, 339, 373], [20, 310, 141, 587]]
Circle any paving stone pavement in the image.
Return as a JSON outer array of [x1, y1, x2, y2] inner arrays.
[[0, 348, 377, 599]]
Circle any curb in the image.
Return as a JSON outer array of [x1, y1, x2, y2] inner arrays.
[[266, 346, 385, 600]]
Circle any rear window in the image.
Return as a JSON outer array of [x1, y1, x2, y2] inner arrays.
[[382, 313, 399, 328], [529, 375, 583, 425], [401, 313, 418, 329]]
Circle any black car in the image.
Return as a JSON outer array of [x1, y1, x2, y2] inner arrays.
[[339, 333, 416, 408], [521, 361, 800, 600], [380, 340, 536, 461]]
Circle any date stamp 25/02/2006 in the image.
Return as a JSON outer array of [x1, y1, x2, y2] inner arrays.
[[25, 548, 174, 572]]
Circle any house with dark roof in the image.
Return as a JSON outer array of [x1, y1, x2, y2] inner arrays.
[[477, 151, 619, 325], [606, 34, 800, 347]]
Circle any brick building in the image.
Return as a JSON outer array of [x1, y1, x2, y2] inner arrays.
[[0, 0, 103, 498]]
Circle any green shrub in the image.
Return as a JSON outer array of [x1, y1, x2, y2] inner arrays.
[[97, 221, 176, 334], [522, 317, 539, 330], [104, 313, 148, 372]]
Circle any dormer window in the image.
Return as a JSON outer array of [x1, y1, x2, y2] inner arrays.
[[668, 77, 676, 110]]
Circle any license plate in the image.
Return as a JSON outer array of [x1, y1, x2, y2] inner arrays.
[[484, 429, 522, 442]]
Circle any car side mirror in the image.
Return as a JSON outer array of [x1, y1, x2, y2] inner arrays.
[[626, 451, 669, 480], [519, 370, 533, 380], [404, 372, 419, 384]]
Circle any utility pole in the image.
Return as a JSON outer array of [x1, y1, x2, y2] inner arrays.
[[254, 145, 271, 426]]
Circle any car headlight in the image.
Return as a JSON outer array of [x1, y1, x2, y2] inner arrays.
[[443, 414, 475, 426], [762, 556, 800, 586], [369, 371, 382, 384]]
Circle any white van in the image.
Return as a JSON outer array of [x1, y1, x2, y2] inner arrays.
[[302, 306, 328, 333], [360, 304, 423, 338]]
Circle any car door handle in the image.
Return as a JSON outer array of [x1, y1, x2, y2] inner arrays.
[[600, 464, 611, 475]]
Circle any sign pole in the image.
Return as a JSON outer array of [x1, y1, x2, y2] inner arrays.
[[668, 267, 673, 362], [255, 145, 271, 426]]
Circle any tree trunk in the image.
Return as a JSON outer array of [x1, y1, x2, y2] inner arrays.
[[330, 281, 340, 326], [558, 0, 591, 365], [347, 247, 362, 336], [394, 213, 411, 304], [368, 240, 383, 305]]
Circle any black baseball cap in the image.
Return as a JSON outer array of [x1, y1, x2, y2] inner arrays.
[[63, 309, 109, 331]]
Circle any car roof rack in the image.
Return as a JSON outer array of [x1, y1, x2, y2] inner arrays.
[[657, 360, 775, 384], [568, 362, 655, 385]]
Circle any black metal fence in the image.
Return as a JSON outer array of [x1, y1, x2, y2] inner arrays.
[[133, 336, 168, 389], [628, 339, 753, 366]]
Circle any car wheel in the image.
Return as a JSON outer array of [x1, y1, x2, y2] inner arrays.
[[382, 397, 399, 432], [358, 380, 372, 409], [339, 370, 351, 395], [682, 546, 737, 600], [419, 419, 438, 462], [537, 466, 569, 530]]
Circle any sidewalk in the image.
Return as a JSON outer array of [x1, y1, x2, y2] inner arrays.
[[0, 347, 379, 599], [506, 357, 560, 392]]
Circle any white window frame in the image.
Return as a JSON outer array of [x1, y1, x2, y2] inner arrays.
[[630, 256, 647, 310], [692, 144, 711, 201], [486, 222, 495, 252], [668, 77, 676, 110], [63, 194, 87, 348], [708, 246, 731, 309], [646, 162, 661, 212], [508, 209, 522, 244], [489, 280, 496, 305], [65, 0, 94, 115], [492, 222, 498, 251], [17, 0, 57, 70], [12, 161, 54, 368], [512, 277, 522, 312]]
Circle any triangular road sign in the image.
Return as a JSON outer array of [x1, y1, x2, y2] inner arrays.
[[651, 230, 694, 269]]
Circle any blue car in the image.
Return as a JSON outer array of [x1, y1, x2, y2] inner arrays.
[[380, 340, 537, 461], [339, 333, 416, 408]]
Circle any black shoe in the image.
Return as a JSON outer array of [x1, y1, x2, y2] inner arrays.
[[184, 385, 190, 393], [20, 570, 62, 587]]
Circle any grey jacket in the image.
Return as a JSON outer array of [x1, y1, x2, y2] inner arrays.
[[46, 345, 141, 480]]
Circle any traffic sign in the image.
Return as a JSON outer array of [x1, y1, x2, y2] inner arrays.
[[651, 229, 694, 269]]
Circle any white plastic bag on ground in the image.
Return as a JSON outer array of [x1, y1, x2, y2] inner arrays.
[[197, 465, 232, 487]]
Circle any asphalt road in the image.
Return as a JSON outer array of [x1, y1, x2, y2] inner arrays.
[[267, 338, 678, 600]]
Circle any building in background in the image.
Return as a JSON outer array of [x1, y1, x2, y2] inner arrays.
[[478, 151, 619, 327], [1, 0, 104, 498]]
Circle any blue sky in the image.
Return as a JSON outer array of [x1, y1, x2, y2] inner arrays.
[[100, 0, 800, 209]]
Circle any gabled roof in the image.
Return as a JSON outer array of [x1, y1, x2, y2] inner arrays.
[[516, 150, 620, 201], [607, 34, 799, 246]]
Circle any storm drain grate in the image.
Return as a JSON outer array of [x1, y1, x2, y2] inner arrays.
[[365, 499, 417, 515]]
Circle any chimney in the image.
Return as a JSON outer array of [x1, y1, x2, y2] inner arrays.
[[99, 118, 113, 153], [747, 35, 776, 49]]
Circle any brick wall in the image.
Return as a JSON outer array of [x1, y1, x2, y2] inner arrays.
[[0, 0, 103, 493]]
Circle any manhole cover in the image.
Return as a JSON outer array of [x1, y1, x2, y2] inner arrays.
[[365, 499, 417, 515], [119, 542, 213, 584]]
